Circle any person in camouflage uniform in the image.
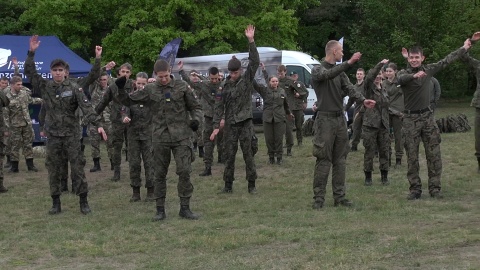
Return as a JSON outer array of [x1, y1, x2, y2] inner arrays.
[[183, 70, 205, 158], [310, 40, 376, 209], [255, 70, 292, 165], [25, 35, 106, 215], [88, 72, 114, 172], [95, 63, 134, 182], [3, 58, 21, 170], [361, 60, 391, 186], [179, 63, 224, 176], [120, 72, 155, 202], [116, 59, 203, 221], [4, 76, 43, 172], [0, 89, 10, 193], [347, 68, 366, 151], [459, 32, 480, 173], [211, 25, 259, 194], [383, 63, 404, 168], [289, 71, 309, 146], [397, 37, 474, 200]]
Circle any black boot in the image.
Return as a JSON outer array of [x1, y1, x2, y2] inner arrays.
[[26, 158, 38, 172], [79, 193, 91, 214], [286, 148, 292, 156], [144, 186, 155, 202], [199, 165, 211, 176], [364, 171, 372, 186], [381, 170, 389, 185], [90, 158, 101, 172], [4, 155, 11, 169], [268, 156, 275, 164], [130, 186, 141, 202], [48, 195, 61, 215], [152, 206, 166, 221], [198, 147, 204, 158], [61, 178, 69, 193], [276, 156, 283, 165], [110, 159, 114, 170], [248, 181, 257, 194], [179, 199, 199, 220], [111, 166, 120, 182], [394, 158, 402, 169], [220, 181, 233, 193], [9, 161, 19, 173], [0, 177, 8, 193]]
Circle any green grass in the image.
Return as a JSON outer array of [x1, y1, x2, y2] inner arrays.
[[1, 101, 479, 270]]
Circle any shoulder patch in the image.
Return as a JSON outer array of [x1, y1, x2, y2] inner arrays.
[[297, 83, 301, 88]]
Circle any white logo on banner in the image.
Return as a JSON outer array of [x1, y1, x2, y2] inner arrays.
[[0, 48, 12, 68]]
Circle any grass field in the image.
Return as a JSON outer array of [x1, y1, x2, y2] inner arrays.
[[0, 101, 479, 270]]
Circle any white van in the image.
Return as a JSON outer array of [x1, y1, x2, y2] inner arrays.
[[173, 47, 320, 124]]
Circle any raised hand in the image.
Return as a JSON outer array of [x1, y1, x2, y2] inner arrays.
[[260, 62, 265, 70], [105, 61, 116, 71], [95, 46, 103, 58], [401, 48, 408, 59], [12, 57, 18, 67], [471, 31, 480, 41], [380, 59, 389, 64], [347, 52, 362, 65], [29, 35, 40, 52], [245, 25, 255, 43], [464, 38, 472, 50], [177, 60, 184, 70]]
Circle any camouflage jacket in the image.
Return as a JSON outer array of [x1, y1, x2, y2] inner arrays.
[[115, 76, 202, 143], [179, 70, 220, 118], [362, 62, 389, 130], [214, 42, 260, 128], [121, 90, 152, 141], [70, 57, 101, 97], [25, 50, 102, 137], [4, 86, 42, 128], [0, 90, 10, 134], [280, 76, 308, 111], [254, 82, 290, 123], [90, 82, 111, 127], [95, 79, 134, 125], [460, 53, 480, 108]]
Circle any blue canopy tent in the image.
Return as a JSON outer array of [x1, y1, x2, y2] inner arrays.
[[0, 35, 93, 144]]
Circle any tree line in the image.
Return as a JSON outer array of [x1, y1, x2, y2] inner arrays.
[[2, 0, 479, 97]]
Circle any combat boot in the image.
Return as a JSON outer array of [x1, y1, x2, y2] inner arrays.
[[144, 186, 155, 202], [26, 158, 38, 172], [79, 193, 91, 214], [60, 178, 69, 193], [380, 170, 389, 185], [198, 147, 204, 158], [334, 198, 353, 207], [312, 201, 324, 210], [48, 195, 61, 215], [152, 206, 166, 221], [130, 186, 141, 202], [179, 198, 199, 220], [9, 161, 19, 173], [4, 155, 11, 169], [286, 148, 292, 156], [407, 192, 421, 200], [364, 171, 372, 186], [220, 181, 233, 193], [394, 158, 402, 169], [268, 155, 275, 164], [276, 156, 283, 165], [111, 166, 120, 182], [248, 181, 257, 194], [0, 177, 8, 193], [199, 166, 212, 176], [90, 158, 101, 172]]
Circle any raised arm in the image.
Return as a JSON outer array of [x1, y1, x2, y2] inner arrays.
[[24, 35, 47, 95], [244, 25, 260, 83]]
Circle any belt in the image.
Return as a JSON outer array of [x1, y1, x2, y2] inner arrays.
[[316, 110, 344, 117], [403, 106, 431, 114]]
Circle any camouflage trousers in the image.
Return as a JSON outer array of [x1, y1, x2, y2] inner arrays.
[[312, 112, 350, 204], [110, 123, 126, 167], [10, 125, 34, 161], [153, 139, 194, 207], [203, 116, 223, 167], [350, 110, 364, 148], [264, 120, 286, 158], [362, 126, 390, 172], [285, 110, 305, 146], [0, 133, 4, 181], [475, 108, 480, 158], [193, 119, 204, 147], [389, 114, 404, 159], [223, 119, 257, 183], [128, 137, 154, 188], [88, 124, 113, 159], [46, 135, 88, 196], [3, 134, 10, 156], [403, 111, 442, 195]]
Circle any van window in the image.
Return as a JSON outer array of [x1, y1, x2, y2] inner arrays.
[[286, 65, 311, 87]]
